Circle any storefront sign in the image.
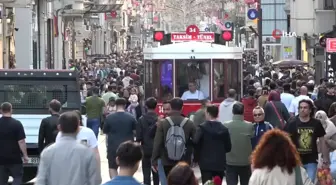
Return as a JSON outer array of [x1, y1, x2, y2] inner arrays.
[[326, 53, 335, 83]]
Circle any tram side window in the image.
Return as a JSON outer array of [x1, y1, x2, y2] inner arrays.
[[144, 60, 153, 98], [160, 60, 173, 100], [213, 61, 226, 99], [175, 60, 210, 100], [144, 60, 161, 99], [227, 59, 240, 94], [234, 59, 242, 97]]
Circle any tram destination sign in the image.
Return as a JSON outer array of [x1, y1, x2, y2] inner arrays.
[[170, 32, 215, 42]]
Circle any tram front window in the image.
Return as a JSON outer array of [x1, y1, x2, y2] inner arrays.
[[144, 60, 173, 100], [160, 60, 173, 100], [213, 61, 226, 99], [213, 59, 242, 99], [175, 60, 210, 100]]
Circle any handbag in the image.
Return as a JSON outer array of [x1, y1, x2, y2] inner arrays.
[[295, 166, 304, 185], [270, 101, 285, 129]]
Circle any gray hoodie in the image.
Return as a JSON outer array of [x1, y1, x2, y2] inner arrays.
[[218, 98, 236, 124]]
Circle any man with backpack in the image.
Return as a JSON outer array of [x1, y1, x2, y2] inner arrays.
[[251, 106, 273, 150], [136, 97, 159, 185], [151, 98, 196, 176]]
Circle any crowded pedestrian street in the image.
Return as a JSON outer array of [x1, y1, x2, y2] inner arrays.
[[1, 0, 335, 182]]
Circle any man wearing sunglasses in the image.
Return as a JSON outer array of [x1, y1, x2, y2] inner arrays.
[[251, 106, 273, 150]]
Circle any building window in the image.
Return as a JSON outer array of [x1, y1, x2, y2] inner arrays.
[[262, 0, 275, 3], [261, 5, 275, 20], [262, 21, 276, 35], [275, 20, 287, 31], [275, 5, 287, 19]]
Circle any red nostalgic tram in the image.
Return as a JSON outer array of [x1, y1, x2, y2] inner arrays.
[[143, 41, 244, 116]]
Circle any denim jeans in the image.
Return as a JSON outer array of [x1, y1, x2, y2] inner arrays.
[[87, 118, 100, 138], [158, 159, 167, 185], [303, 163, 317, 182]]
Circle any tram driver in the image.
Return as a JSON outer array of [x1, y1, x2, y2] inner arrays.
[[181, 81, 205, 100]]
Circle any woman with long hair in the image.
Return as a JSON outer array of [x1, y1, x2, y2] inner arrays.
[[249, 129, 313, 185], [167, 162, 198, 185]]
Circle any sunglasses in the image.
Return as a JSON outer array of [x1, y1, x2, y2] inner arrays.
[[253, 113, 263, 117]]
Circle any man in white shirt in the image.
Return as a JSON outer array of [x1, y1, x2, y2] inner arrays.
[[181, 81, 205, 100], [56, 126, 98, 149], [288, 86, 313, 116], [281, 83, 295, 110]]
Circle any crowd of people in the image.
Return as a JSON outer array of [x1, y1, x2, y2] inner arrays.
[[1, 47, 336, 185], [33, 66, 336, 185]]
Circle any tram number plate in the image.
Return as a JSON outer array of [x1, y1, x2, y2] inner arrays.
[[27, 157, 40, 164]]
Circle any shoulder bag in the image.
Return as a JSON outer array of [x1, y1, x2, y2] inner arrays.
[[295, 166, 303, 185], [270, 101, 285, 129]]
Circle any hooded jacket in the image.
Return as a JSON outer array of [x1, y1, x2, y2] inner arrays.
[[193, 120, 231, 171], [136, 111, 158, 156], [242, 97, 257, 122], [218, 98, 237, 123]]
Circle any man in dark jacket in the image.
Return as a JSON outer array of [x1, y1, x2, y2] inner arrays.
[[151, 98, 196, 176], [315, 83, 335, 116], [136, 97, 159, 185], [194, 105, 231, 184], [38, 99, 61, 153], [251, 106, 273, 150]]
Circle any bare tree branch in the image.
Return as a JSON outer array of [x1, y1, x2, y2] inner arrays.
[[160, 0, 245, 32]]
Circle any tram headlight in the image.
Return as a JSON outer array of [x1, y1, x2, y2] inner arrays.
[[154, 31, 164, 42], [222, 31, 233, 41]]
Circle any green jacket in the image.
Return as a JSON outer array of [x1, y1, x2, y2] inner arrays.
[[85, 96, 105, 119], [224, 115, 254, 166], [193, 108, 206, 127]]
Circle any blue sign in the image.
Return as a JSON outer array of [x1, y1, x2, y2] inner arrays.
[[224, 22, 233, 29], [204, 27, 210, 32], [247, 9, 258, 20]]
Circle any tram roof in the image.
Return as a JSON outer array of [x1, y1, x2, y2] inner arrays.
[[143, 42, 243, 60]]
